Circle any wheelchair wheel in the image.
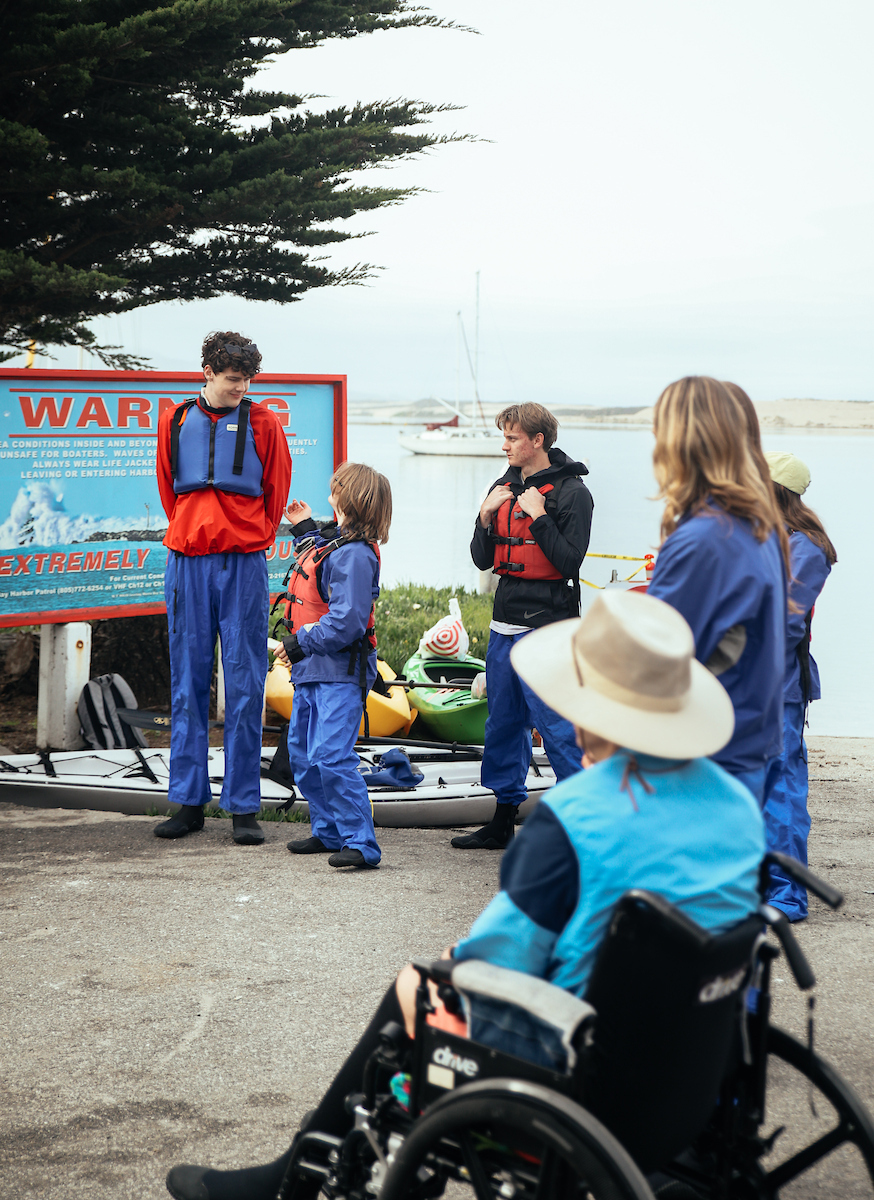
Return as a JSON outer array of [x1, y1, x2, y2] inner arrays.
[[379, 1077, 655, 1200], [758, 1026, 874, 1198]]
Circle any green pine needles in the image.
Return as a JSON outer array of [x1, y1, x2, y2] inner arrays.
[[0, 1, 470, 365]]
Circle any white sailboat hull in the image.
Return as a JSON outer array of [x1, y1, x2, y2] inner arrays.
[[398, 430, 505, 457]]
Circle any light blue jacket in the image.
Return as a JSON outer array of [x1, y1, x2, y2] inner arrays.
[[454, 751, 765, 999]]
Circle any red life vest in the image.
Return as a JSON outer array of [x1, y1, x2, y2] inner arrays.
[[492, 484, 564, 579], [283, 535, 379, 651]]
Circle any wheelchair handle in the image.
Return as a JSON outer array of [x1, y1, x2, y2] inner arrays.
[[765, 853, 844, 910], [760, 904, 816, 991]]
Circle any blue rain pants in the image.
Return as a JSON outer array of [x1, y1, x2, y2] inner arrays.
[[763, 702, 810, 921], [482, 629, 582, 807], [287, 681, 381, 865], [165, 550, 268, 814]]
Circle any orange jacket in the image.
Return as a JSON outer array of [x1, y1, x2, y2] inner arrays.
[[157, 397, 291, 555]]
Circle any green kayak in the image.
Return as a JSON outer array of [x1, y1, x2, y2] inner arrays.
[[402, 649, 488, 744]]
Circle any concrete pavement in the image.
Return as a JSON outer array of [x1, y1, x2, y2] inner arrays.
[[1, 735, 873, 1199]]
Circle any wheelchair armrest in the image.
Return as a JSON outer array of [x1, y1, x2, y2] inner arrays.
[[450, 959, 596, 1044], [410, 957, 454, 986]]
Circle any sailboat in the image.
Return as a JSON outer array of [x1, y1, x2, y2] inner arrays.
[[397, 405, 505, 457], [398, 274, 505, 458]]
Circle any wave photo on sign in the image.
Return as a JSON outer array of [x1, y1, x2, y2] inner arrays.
[[0, 482, 165, 547]]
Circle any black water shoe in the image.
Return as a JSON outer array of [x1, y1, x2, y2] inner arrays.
[[166, 1148, 293, 1200], [232, 813, 265, 845], [154, 805, 205, 839], [287, 836, 333, 854], [450, 803, 518, 850], [328, 848, 378, 869]]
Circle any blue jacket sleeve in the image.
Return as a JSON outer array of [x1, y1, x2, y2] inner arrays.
[[454, 803, 579, 976], [647, 520, 734, 663], [297, 542, 377, 658], [786, 533, 830, 654]]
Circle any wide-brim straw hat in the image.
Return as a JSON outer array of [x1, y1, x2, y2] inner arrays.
[[511, 590, 734, 760]]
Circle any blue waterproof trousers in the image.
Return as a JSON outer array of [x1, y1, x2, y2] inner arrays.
[[165, 550, 268, 814], [482, 629, 582, 806], [288, 681, 381, 865], [762, 702, 810, 921]]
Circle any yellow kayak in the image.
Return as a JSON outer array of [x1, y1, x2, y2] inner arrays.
[[265, 648, 416, 738]]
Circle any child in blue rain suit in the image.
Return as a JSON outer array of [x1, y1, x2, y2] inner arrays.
[[646, 377, 788, 806], [274, 463, 392, 869], [762, 451, 837, 921]]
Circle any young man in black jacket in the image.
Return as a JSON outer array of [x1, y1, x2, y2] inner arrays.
[[453, 403, 594, 850]]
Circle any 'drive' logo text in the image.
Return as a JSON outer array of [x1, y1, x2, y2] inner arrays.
[[431, 1046, 480, 1078]]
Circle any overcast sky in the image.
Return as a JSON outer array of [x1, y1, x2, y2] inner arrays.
[[25, 0, 874, 406]]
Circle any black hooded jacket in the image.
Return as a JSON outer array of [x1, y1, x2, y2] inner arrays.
[[471, 448, 593, 628]]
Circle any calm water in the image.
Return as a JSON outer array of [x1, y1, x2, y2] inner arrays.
[[345, 423, 872, 738]]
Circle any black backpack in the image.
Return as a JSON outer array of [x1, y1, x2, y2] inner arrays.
[[78, 673, 148, 750]]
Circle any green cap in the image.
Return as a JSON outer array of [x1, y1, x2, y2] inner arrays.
[[764, 450, 811, 495]]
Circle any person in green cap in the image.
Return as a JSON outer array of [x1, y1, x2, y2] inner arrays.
[[762, 450, 837, 922]]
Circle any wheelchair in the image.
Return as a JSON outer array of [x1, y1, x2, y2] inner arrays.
[[280, 854, 874, 1199]]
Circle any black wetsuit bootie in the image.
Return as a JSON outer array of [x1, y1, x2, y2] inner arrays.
[[451, 803, 518, 849], [166, 1148, 293, 1200], [154, 805, 205, 839], [232, 813, 265, 845]]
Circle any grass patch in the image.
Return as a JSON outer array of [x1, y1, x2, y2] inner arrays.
[[146, 805, 308, 823], [269, 583, 493, 675], [375, 585, 493, 674]]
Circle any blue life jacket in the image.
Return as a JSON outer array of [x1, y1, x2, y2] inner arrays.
[[170, 399, 263, 497]]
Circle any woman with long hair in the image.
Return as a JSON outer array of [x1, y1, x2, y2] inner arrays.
[[647, 377, 787, 804], [762, 451, 836, 921]]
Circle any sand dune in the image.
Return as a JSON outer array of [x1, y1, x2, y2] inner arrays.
[[569, 398, 874, 430], [349, 397, 874, 430]]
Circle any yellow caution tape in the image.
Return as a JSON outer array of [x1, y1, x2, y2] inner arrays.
[[585, 553, 649, 561], [581, 552, 654, 590]]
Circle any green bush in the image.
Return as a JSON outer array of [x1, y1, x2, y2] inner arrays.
[[269, 582, 494, 675], [374, 584, 494, 674]]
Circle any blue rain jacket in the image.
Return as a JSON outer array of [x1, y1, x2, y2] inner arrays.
[[648, 507, 786, 775], [784, 532, 831, 703]]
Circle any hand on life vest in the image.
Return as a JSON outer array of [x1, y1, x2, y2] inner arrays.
[[419, 596, 470, 659], [516, 486, 548, 520], [480, 484, 514, 526]]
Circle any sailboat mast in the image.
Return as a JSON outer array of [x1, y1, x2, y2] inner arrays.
[[474, 270, 480, 427]]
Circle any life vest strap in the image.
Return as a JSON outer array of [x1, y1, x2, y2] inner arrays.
[[169, 400, 197, 480], [232, 399, 251, 475]]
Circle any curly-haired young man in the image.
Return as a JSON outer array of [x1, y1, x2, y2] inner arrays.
[[154, 332, 291, 845]]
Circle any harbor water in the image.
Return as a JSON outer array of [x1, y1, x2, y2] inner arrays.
[[345, 422, 872, 739]]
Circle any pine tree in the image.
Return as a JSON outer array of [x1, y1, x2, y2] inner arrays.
[[0, 1, 466, 365]]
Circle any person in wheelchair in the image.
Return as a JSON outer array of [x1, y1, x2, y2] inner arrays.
[[166, 590, 767, 1200]]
